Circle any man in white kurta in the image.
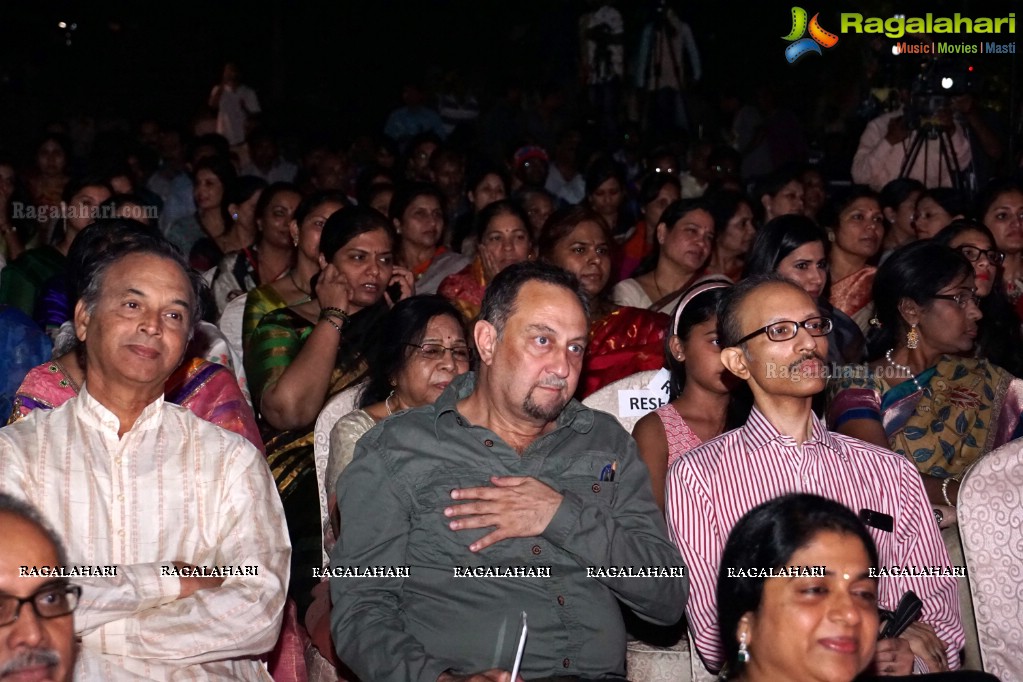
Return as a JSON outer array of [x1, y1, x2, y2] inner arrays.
[[0, 241, 290, 680]]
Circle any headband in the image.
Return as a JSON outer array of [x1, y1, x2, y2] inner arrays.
[[670, 274, 733, 334]]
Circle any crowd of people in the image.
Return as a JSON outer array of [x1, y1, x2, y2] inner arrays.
[[0, 13, 1022, 679]]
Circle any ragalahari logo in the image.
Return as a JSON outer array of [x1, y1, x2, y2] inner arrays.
[[783, 7, 839, 63]]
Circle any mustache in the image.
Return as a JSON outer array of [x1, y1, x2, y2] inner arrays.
[[535, 378, 568, 390], [0, 648, 61, 676], [788, 352, 824, 372]]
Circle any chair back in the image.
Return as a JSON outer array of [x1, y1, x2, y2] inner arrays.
[[582, 368, 670, 432], [314, 383, 365, 568]]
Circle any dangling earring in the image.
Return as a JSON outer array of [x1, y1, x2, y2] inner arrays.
[[292, 236, 299, 247], [738, 631, 750, 664], [906, 323, 919, 350]]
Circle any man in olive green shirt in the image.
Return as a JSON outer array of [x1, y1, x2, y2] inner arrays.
[[330, 262, 688, 682]]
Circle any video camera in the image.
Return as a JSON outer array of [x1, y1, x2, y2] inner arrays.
[[903, 57, 974, 135]]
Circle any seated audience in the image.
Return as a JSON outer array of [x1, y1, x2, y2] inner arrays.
[[615, 172, 681, 281], [327, 294, 470, 541], [0, 305, 51, 419], [0, 492, 77, 682], [584, 156, 630, 239], [516, 185, 556, 239], [799, 165, 827, 223], [450, 164, 509, 255], [716, 493, 879, 681], [247, 206, 412, 613], [705, 189, 756, 282], [912, 187, 968, 240], [667, 274, 964, 675], [538, 205, 668, 398], [754, 169, 804, 223], [632, 276, 749, 511], [211, 181, 302, 315], [331, 262, 688, 680], [164, 155, 237, 271], [824, 187, 884, 334], [612, 198, 714, 313], [977, 179, 1023, 316], [392, 182, 470, 295], [744, 214, 865, 365], [242, 191, 347, 352], [934, 220, 1023, 377], [879, 178, 925, 261], [438, 199, 532, 323], [0, 227, 290, 679]]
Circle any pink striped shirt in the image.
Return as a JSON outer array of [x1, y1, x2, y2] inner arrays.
[[665, 406, 963, 673]]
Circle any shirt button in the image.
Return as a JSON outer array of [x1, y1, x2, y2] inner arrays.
[[563, 658, 571, 668], [484, 439, 494, 447], [531, 545, 542, 555], [118, 529, 125, 536], [557, 595, 565, 606], [591, 483, 601, 493], [117, 494, 124, 502]]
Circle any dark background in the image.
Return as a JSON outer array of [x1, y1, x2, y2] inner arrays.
[[0, 0, 1018, 155]]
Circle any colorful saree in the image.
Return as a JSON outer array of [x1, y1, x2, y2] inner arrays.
[[437, 257, 486, 323], [829, 266, 877, 334], [246, 303, 380, 616], [8, 356, 263, 453], [828, 356, 1023, 479], [580, 305, 668, 399], [242, 282, 289, 355]]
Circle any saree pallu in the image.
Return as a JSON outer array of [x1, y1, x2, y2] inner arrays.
[[8, 357, 264, 452], [242, 283, 288, 356], [437, 257, 486, 324], [0, 306, 52, 419], [580, 306, 668, 399], [828, 356, 1023, 478], [829, 266, 877, 335]]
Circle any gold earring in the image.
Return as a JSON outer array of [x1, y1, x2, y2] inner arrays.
[[906, 323, 919, 349]]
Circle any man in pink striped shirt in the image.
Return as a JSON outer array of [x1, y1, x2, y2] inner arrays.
[[666, 274, 963, 676]]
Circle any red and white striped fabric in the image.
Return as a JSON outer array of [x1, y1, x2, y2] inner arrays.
[[666, 406, 964, 673]]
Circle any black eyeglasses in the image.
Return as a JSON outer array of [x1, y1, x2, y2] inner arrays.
[[955, 244, 1005, 265], [405, 343, 472, 363], [735, 316, 833, 345], [0, 584, 81, 626], [932, 292, 981, 309]]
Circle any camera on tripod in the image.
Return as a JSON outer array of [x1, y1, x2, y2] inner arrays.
[[903, 57, 974, 137]]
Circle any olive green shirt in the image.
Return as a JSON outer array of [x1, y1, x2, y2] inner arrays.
[[330, 372, 688, 681]]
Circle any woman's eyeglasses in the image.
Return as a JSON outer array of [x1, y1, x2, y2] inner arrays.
[[955, 244, 1004, 265], [405, 343, 472, 363], [932, 292, 981, 309]]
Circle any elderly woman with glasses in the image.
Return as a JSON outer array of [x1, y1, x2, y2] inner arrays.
[[934, 220, 1023, 377], [829, 240, 1023, 528]]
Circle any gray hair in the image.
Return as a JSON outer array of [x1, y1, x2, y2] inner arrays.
[[0, 493, 69, 568]]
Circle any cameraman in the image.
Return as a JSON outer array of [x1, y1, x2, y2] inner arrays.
[[851, 88, 971, 191]]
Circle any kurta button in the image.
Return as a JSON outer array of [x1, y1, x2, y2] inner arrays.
[[531, 545, 541, 555], [484, 439, 494, 447], [557, 595, 565, 606], [591, 483, 601, 493], [563, 658, 570, 668]]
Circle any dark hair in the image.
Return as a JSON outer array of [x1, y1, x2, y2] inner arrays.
[[537, 205, 611, 262], [666, 286, 727, 400], [229, 175, 268, 209], [639, 172, 682, 207], [743, 215, 828, 279], [632, 198, 713, 278], [818, 185, 880, 231], [933, 221, 1023, 376], [0, 492, 69, 568], [866, 240, 974, 359], [716, 494, 879, 676], [191, 155, 237, 228], [584, 156, 626, 197], [98, 194, 153, 225], [61, 176, 113, 204], [879, 178, 925, 212], [33, 132, 72, 165], [359, 295, 467, 407], [254, 182, 301, 224], [473, 198, 531, 243], [389, 181, 446, 223], [319, 205, 396, 263], [73, 219, 205, 337], [917, 187, 969, 220], [975, 178, 1023, 221], [355, 165, 398, 205], [189, 133, 231, 162], [293, 190, 349, 230], [753, 169, 802, 203], [705, 189, 754, 238], [717, 273, 802, 349], [479, 261, 589, 336], [466, 162, 510, 200]]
